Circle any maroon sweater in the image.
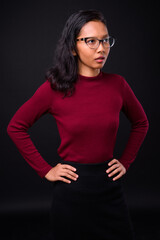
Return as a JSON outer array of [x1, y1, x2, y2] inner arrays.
[[7, 71, 149, 177]]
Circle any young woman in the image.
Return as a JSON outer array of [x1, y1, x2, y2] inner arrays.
[[7, 9, 149, 240]]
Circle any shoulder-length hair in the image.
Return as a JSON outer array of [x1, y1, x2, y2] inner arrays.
[[45, 9, 107, 98]]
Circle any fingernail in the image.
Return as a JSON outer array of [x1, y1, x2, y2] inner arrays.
[[74, 168, 76, 171], [108, 174, 111, 177]]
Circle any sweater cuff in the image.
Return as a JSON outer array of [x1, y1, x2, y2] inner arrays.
[[118, 159, 131, 172], [37, 165, 53, 178]]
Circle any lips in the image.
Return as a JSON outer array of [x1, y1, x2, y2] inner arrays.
[[95, 56, 105, 63], [95, 56, 105, 60]]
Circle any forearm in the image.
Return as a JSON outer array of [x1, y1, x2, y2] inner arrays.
[[7, 123, 53, 177], [7, 80, 54, 177], [119, 117, 149, 170]]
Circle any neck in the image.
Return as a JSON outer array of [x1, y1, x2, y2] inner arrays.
[[78, 68, 100, 77]]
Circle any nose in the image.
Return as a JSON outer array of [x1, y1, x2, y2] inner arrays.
[[96, 41, 105, 52]]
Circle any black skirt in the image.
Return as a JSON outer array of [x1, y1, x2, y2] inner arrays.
[[50, 158, 135, 240]]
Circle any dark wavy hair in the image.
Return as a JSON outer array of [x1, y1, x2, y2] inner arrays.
[[45, 9, 107, 98]]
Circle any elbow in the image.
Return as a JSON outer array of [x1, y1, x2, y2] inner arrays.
[[142, 118, 149, 137], [132, 116, 149, 135], [7, 121, 14, 137], [142, 117, 149, 139], [7, 119, 19, 137], [140, 117, 149, 133], [7, 119, 29, 138], [146, 118, 149, 132], [143, 114, 149, 133]]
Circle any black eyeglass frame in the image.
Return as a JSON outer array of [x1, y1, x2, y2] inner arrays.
[[76, 36, 115, 49]]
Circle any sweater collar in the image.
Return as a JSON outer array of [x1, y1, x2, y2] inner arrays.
[[78, 71, 103, 81]]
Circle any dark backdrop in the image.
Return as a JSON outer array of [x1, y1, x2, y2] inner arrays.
[[1, 0, 159, 239]]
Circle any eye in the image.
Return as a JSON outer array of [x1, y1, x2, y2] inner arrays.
[[103, 38, 109, 43], [86, 38, 96, 44]]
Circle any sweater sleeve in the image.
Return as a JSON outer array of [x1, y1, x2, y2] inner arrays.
[[118, 76, 149, 170], [7, 80, 53, 178]]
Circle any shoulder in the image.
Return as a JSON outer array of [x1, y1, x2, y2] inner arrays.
[[36, 79, 52, 93], [101, 71, 127, 87], [27, 80, 55, 108], [33, 79, 54, 98], [102, 71, 124, 80]]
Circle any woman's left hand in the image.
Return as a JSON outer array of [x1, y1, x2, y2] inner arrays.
[[106, 158, 126, 181]]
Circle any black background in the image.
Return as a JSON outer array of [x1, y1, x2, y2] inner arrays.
[[1, 0, 159, 239]]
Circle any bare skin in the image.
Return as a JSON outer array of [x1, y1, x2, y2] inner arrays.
[[75, 21, 127, 181], [45, 163, 79, 183], [106, 159, 126, 181], [73, 20, 110, 77], [45, 21, 126, 183], [45, 158, 126, 183]]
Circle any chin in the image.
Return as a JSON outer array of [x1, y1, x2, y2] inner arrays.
[[94, 64, 105, 69]]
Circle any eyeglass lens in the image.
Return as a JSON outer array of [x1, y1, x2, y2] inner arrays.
[[86, 37, 114, 48]]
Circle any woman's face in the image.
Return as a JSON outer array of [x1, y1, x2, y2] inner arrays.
[[74, 21, 110, 76]]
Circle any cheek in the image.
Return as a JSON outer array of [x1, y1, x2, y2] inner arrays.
[[103, 47, 110, 57], [107, 48, 110, 56], [77, 47, 93, 62]]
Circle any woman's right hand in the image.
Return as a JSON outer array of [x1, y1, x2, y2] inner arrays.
[[45, 163, 79, 184]]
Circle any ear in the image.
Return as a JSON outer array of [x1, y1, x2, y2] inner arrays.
[[72, 49, 77, 56]]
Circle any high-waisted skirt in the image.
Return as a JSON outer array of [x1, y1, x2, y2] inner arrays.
[[50, 158, 135, 240]]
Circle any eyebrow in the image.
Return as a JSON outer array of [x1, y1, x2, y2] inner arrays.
[[102, 34, 109, 37], [86, 34, 109, 38]]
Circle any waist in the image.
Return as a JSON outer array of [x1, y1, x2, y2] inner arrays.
[[59, 158, 113, 176]]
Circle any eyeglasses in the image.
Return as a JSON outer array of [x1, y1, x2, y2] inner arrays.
[[76, 36, 115, 49]]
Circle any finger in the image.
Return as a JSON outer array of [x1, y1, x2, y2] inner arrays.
[[108, 158, 118, 166], [108, 167, 121, 177], [58, 176, 71, 184], [113, 171, 123, 181], [106, 163, 120, 173], [62, 171, 78, 181], [61, 168, 79, 179], [61, 164, 77, 172]]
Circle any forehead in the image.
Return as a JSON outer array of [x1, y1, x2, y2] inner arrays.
[[78, 21, 108, 37]]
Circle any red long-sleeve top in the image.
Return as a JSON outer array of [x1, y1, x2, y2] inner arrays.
[[7, 71, 149, 177]]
